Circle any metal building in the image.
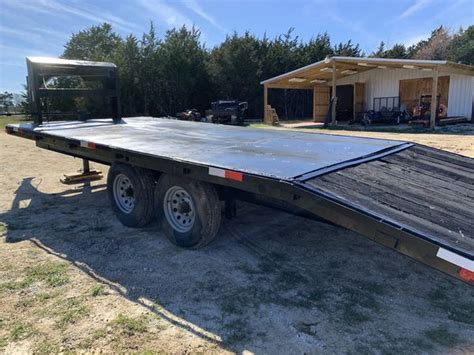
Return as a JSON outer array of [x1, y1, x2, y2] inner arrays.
[[261, 57, 474, 127]]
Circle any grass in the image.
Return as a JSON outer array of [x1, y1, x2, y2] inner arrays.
[[0, 336, 7, 348], [52, 297, 90, 328], [34, 339, 59, 354], [79, 328, 107, 349], [15, 297, 35, 310], [36, 290, 61, 302], [90, 284, 106, 297], [112, 313, 149, 334], [10, 322, 34, 341], [0, 279, 32, 292], [0, 261, 69, 292], [424, 325, 460, 347], [0, 223, 7, 236], [0, 115, 30, 128], [25, 261, 70, 287]]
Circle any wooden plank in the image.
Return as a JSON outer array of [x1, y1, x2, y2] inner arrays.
[[410, 144, 474, 170], [263, 84, 269, 123], [379, 157, 474, 195], [319, 171, 472, 238], [336, 163, 474, 221], [388, 150, 474, 183], [331, 61, 336, 125], [313, 174, 472, 251], [313, 86, 330, 122], [430, 71, 439, 128], [353, 82, 365, 120]]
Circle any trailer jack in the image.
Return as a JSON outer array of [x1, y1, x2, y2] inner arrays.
[[60, 159, 103, 185]]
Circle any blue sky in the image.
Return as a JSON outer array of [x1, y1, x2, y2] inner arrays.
[[0, 0, 472, 93]]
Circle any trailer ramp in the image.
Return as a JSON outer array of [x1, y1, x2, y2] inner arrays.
[[297, 144, 473, 282]]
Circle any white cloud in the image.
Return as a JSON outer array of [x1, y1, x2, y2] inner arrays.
[[0, 43, 57, 60], [1, 0, 141, 33], [0, 25, 68, 44], [0, 26, 39, 40], [183, 0, 228, 32], [398, 0, 433, 19], [137, 0, 194, 28]]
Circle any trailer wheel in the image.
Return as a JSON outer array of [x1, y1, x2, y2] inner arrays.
[[107, 163, 155, 227], [155, 175, 221, 249]]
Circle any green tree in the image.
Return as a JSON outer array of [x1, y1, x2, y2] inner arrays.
[[371, 41, 410, 58], [208, 31, 262, 115], [300, 33, 333, 63], [333, 40, 362, 57], [62, 23, 122, 61], [114, 34, 143, 115], [447, 26, 474, 65], [159, 26, 210, 115], [0, 91, 14, 113]]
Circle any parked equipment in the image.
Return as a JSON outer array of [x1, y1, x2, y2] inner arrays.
[[6, 57, 473, 285], [177, 109, 201, 122], [361, 96, 410, 126], [206, 100, 248, 125]]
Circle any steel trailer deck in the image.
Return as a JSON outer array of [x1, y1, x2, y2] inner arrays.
[[6, 117, 474, 283]]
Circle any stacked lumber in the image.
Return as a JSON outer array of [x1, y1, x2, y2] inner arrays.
[[265, 105, 279, 126]]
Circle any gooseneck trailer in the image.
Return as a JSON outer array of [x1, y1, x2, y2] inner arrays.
[[5, 57, 474, 284]]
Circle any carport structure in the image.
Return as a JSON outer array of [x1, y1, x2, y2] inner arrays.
[[261, 56, 474, 128]]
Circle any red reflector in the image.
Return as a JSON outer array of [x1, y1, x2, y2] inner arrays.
[[87, 142, 96, 149], [224, 170, 243, 182], [459, 268, 474, 283]]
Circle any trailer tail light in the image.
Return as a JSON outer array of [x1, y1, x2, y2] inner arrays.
[[459, 268, 474, 283], [80, 141, 96, 149], [437, 247, 474, 283], [209, 167, 243, 182]]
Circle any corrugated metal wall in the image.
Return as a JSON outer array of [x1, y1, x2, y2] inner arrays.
[[447, 74, 474, 118], [334, 68, 473, 118]]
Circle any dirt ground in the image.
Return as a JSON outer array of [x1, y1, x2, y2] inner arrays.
[[0, 120, 473, 354]]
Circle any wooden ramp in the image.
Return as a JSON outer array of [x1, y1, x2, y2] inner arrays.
[[305, 144, 474, 258]]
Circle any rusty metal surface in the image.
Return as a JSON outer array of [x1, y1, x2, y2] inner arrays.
[[13, 117, 405, 179]]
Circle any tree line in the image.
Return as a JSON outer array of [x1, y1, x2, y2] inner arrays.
[[21, 24, 474, 120]]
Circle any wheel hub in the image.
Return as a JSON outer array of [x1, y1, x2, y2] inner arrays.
[[164, 186, 195, 232], [113, 173, 135, 214]]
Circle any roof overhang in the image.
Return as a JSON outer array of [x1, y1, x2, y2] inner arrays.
[[261, 56, 474, 89]]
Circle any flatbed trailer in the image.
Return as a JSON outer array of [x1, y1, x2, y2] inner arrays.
[[6, 117, 474, 284]]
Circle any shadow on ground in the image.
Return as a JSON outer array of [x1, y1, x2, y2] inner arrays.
[[1, 177, 473, 353]]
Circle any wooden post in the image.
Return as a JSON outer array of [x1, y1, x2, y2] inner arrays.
[[331, 60, 337, 125], [430, 70, 439, 129], [312, 86, 317, 122], [263, 84, 268, 124]]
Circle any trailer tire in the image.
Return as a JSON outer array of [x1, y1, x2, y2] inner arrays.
[[107, 163, 155, 227], [155, 174, 221, 249]]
